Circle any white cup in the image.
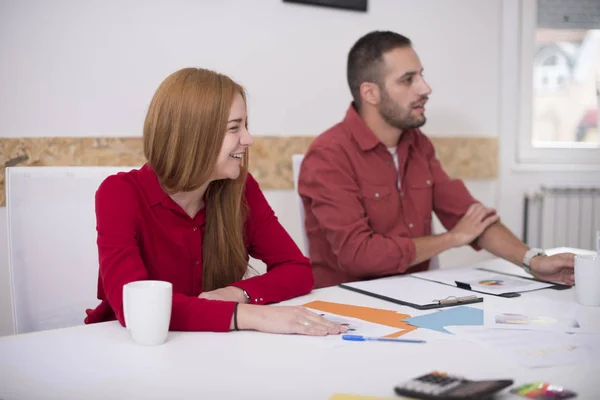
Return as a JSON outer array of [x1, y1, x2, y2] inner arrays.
[[123, 280, 172, 345], [574, 253, 600, 307]]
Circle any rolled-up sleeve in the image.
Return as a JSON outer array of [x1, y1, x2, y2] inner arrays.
[[423, 137, 482, 250]]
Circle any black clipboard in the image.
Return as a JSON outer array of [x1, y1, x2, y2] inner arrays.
[[338, 282, 483, 310]]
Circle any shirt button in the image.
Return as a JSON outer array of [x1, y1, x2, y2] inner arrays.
[[374, 192, 380, 198], [259, 298, 263, 302], [194, 260, 200, 265], [193, 226, 198, 231], [387, 161, 392, 166], [400, 192, 404, 197], [426, 180, 431, 185], [408, 223, 414, 228]]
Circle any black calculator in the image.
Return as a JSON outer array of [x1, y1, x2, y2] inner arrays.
[[394, 371, 513, 400]]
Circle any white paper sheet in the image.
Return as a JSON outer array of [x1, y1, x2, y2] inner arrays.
[[483, 297, 590, 333], [304, 308, 403, 338], [413, 268, 553, 295], [448, 326, 600, 368], [293, 309, 405, 349]]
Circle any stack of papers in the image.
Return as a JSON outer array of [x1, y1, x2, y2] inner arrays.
[[449, 297, 599, 368], [448, 325, 600, 368], [484, 297, 590, 333]]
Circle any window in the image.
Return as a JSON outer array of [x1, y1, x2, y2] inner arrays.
[[519, 0, 600, 164]]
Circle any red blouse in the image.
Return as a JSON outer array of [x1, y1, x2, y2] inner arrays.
[[85, 164, 313, 332]]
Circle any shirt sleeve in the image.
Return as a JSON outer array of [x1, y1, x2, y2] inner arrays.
[[421, 135, 482, 250], [229, 173, 314, 303], [298, 145, 416, 278], [95, 175, 236, 332]]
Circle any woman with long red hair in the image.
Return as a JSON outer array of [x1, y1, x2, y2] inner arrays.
[[85, 67, 344, 335]]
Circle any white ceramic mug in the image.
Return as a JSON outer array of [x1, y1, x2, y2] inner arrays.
[[123, 280, 172, 345], [574, 253, 600, 307]]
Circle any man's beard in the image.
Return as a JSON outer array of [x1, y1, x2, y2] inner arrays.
[[379, 88, 427, 130]]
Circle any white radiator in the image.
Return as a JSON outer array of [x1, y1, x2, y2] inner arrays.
[[523, 186, 600, 250]]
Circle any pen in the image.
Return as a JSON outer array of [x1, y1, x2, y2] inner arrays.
[[342, 335, 426, 344]]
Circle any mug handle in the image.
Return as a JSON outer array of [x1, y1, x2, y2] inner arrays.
[[123, 284, 131, 331]]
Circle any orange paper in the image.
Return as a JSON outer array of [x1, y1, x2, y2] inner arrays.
[[303, 300, 416, 338]]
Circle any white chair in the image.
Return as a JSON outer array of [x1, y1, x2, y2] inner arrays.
[[6, 166, 138, 334], [290, 154, 440, 269], [291, 154, 310, 256]]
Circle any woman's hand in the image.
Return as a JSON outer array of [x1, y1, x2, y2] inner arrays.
[[236, 304, 347, 336], [199, 287, 248, 303]]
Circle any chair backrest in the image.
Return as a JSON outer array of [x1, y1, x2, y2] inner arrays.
[[6, 166, 138, 334], [291, 154, 309, 256]]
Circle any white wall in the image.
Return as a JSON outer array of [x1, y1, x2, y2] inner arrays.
[[0, 0, 504, 336]]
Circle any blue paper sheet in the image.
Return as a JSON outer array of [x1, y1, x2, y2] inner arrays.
[[404, 306, 483, 334]]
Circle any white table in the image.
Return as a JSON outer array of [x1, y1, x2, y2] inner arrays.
[[1, 259, 599, 400]]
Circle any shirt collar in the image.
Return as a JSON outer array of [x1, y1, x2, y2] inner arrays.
[[342, 102, 416, 153], [138, 163, 169, 206], [342, 103, 380, 152]]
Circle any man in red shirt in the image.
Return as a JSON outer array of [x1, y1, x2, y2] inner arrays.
[[299, 31, 575, 289]]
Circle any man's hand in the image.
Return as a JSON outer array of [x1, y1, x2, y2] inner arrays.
[[449, 203, 500, 247], [530, 253, 575, 285], [198, 286, 249, 303]]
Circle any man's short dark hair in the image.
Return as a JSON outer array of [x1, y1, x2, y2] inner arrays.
[[347, 31, 412, 108]]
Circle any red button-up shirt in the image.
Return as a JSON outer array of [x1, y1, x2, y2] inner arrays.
[[299, 104, 479, 288], [85, 164, 313, 332]]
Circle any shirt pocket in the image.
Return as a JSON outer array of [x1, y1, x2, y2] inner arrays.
[[360, 184, 397, 232]]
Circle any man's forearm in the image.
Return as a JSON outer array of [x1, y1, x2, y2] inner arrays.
[[476, 222, 529, 267], [411, 233, 458, 266]]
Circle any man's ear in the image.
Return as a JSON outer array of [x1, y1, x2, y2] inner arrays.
[[360, 82, 381, 106]]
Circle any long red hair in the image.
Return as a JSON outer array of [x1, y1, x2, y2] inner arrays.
[[143, 68, 249, 291]]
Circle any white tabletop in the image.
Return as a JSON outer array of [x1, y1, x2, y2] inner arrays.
[[1, 259, 599, 400]]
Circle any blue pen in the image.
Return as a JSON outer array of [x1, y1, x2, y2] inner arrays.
[[342, 334, 426, 343]]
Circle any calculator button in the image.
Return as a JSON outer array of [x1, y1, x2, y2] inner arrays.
[[439, 377, 457, 386], [419, 386, 432, 395], [439, 381, 462, 393]]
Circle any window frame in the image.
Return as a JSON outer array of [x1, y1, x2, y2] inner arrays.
[[517, 0, 600, 165]]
